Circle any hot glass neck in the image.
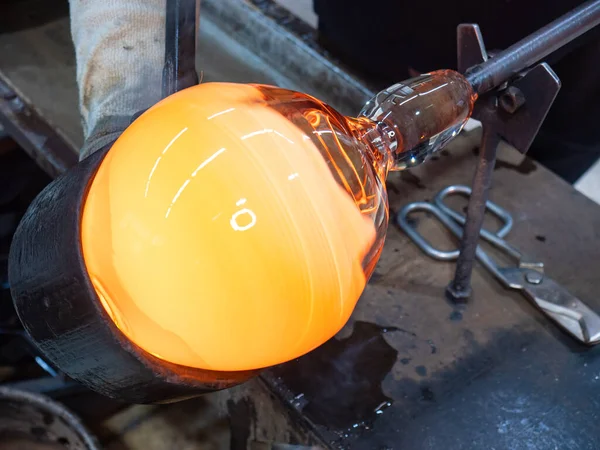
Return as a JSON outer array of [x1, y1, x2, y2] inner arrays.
[[357, 70, 477, 171]]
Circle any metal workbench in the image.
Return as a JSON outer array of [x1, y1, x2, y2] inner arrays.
[[269, 137, 600, 449], [1, 1, 600, 449]]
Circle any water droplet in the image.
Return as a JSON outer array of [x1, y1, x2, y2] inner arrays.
[[374, 400, 392, 415]]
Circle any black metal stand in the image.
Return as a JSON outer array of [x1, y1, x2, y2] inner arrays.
[[446, 114, 500, 302], [447, 24, 567, 301], [162, 0, 200, 98]]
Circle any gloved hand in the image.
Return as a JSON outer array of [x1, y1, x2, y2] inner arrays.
[[69, 0, 166, 159]]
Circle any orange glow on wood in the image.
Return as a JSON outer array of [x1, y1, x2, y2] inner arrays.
[[81, 83, 377, 371]]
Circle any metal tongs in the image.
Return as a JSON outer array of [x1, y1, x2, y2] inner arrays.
[[397, 185, 600, 345]]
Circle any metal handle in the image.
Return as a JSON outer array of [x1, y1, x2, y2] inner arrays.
[[434, 185, 523, 261], [501, 268, 600, 344], [433, 185, 513, 237], [397, 202, 463, 261], [398, 186, 520, 262], [399, 200, 511, 284]]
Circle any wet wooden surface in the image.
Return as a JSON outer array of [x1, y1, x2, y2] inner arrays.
[[2, 4, 600, 450]]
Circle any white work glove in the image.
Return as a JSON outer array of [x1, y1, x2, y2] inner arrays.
[[69, 0, 166, 159]]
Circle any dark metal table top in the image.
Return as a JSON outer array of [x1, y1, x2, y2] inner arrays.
[[267, 137, 600, 449]]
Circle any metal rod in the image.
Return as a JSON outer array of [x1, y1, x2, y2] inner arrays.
[[467, 0, 600, 94], [162, 0, 200, 98], [446, 123, 501, 302]]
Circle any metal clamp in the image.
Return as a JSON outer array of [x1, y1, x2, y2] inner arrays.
[[398, 185, 600, 345]]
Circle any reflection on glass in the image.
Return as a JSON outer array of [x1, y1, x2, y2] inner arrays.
[[80, 70, 476, 372]]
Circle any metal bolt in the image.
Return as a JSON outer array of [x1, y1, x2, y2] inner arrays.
[[446, 283, 472, 304], [500, 86, 526, 114], [525, 271, 543, 285]]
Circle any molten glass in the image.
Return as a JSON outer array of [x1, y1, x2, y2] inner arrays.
[[81, 70, 475, 372]]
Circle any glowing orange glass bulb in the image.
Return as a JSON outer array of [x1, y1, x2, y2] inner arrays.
[[81, 71, 475, 372]]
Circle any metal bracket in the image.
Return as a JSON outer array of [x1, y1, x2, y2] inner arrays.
[[447, 26, 562, 302], [471, 63, 561, 152], [494, 64, 561, 153], [457, 24, 488, 74]]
